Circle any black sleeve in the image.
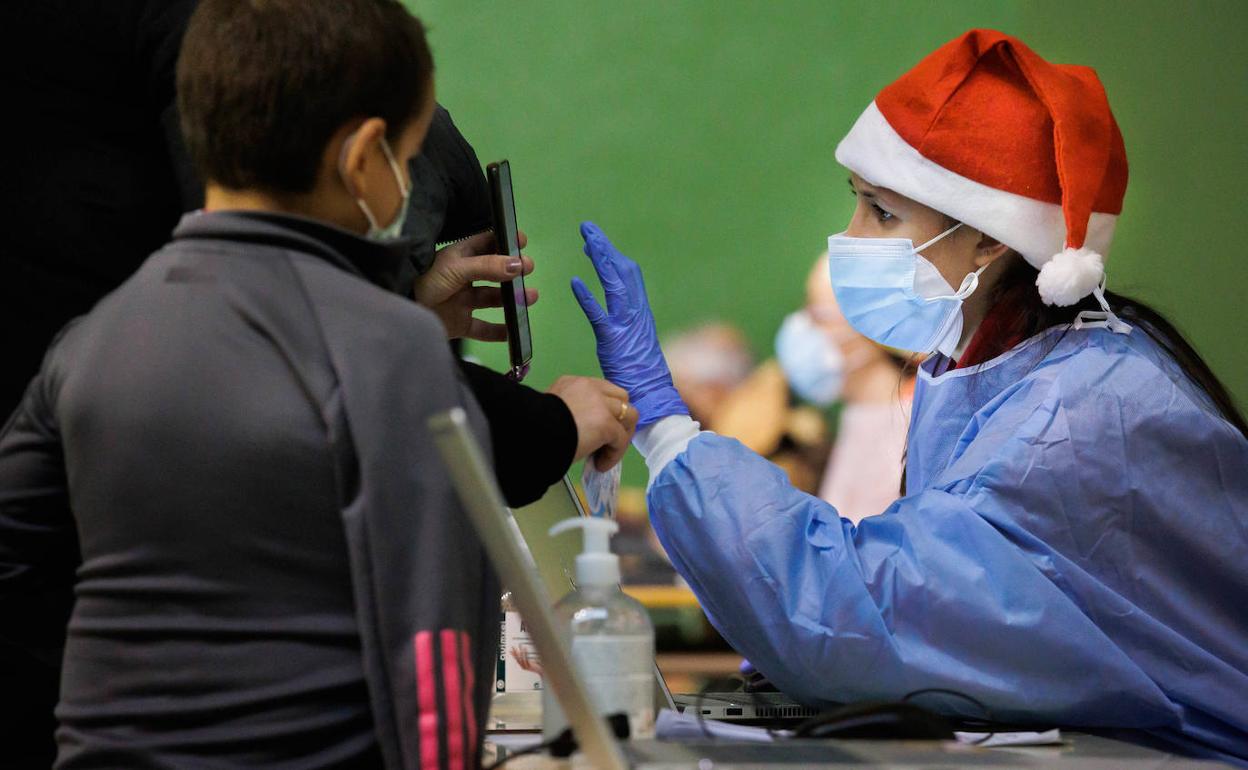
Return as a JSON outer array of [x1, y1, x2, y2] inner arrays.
[[457, 361, 577, 507], [0, 362, 79, 766]]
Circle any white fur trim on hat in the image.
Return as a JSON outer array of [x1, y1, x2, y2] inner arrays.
[[835, 101, 1119, 270], [1035, 247, 1104, 306]]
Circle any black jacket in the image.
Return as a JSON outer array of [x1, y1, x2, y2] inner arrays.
[[0, 211, 570, 768]]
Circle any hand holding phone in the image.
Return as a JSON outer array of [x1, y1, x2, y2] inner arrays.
[[487, 160, 533, 381], [411, 231, 534, 342]]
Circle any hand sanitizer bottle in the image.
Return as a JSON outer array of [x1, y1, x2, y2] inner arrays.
[[541, 517, 655, 741]]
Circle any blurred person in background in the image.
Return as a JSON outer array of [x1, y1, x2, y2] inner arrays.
[[666, 323, 828, 491], [665, 323, 755, 425], [619, 322, 829, 583], [775, 254, 916, 523]]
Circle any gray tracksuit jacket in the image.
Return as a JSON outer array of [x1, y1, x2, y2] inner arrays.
[[0, 211, 505, 769]]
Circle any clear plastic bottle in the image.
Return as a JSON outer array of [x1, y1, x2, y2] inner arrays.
[[541, 518, 655, 741]]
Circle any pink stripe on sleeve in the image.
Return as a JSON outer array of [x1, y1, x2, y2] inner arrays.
[[459, 631, 478, 757], [440, 629, 465, 770], [414, 631, 440, 770]]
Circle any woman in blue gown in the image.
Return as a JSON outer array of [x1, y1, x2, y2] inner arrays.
[[570, 29, 1248, 765]]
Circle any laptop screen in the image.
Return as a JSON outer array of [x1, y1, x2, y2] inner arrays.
[[510, 476, 587, 601]]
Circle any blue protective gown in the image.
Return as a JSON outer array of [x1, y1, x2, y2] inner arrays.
[[645, 326, 1248, 764]]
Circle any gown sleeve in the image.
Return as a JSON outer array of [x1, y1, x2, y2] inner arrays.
[[646, 427, 1181, 730]]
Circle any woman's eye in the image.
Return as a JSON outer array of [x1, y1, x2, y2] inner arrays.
[[850, 188, 895, 223]]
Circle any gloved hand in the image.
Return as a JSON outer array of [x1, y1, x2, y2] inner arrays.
[[570, 221, 689, 427]]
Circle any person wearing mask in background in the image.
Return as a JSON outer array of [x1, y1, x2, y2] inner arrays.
[[0, 1, 638, 767], [666, 323, 828, 493], [572, 29, 1248, 763], [1, 1, 562, 764], [775, 255, 916, 523]]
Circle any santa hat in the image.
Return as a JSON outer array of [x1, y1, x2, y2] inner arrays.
[[835, 29, 1129, 310]]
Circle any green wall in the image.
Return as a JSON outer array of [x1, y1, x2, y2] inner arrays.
[[409, 0, 1248, 485]]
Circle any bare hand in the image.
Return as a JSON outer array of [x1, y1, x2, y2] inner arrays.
[[413, 230, 539, 341], [547, 376, 638, 471]]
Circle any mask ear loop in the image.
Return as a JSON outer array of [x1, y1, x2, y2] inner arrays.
[[913, 222, 963, 253], [377, 137, 410, 198], [949, 262, 990, 301], [1073, 278, 1133, 335], [915, 223, 987, 356], [914, 222, 987, 302]]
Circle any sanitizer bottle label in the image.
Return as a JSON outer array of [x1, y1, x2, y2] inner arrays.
[[500, 611, 543, 692]]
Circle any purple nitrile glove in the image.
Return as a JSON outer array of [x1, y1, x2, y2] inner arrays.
[[570, 221, 689, 428]]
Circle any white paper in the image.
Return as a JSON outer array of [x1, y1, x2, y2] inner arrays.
[[954, 729, 1063, 747]]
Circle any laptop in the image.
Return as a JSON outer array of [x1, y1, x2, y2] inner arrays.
[[508, 474, 815, 725], [429, 407, 852, 769]]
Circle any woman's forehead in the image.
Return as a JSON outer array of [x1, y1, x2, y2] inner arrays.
[[849, 172, 930, 214], [850, 173, 900, 203]]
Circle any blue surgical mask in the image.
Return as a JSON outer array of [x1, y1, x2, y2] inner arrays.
[[340, 135, 411, 241], [775, 310, 847, 406], [775, 309, 875, 406], [826, 223, 985, 356]]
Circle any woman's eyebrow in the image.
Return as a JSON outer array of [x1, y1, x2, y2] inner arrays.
[[847, 176, 887, 200], [846, 176, 875, 197]]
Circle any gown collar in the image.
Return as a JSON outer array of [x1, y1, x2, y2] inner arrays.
[[920, 325, 1072, 384]]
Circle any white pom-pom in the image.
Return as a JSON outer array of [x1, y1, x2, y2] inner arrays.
[[1035, 247, 1104, 306]]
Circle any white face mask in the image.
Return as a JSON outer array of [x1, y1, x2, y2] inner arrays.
[[827, 223, 987, 357], [339, 134, 410, 241]]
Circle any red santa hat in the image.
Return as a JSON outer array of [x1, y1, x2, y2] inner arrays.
[[835, 29, 1128, 307]]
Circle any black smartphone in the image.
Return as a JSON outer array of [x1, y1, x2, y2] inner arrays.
[[486, 160, 532, 381]]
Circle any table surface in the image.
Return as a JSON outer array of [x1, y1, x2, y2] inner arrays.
[[484, 728, 1233, 768]]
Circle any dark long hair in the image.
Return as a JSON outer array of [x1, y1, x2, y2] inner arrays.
[[969, 253, 1248, 440]]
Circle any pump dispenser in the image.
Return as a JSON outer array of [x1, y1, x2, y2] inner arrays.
[[541, 517, 655, 741], [550, 516, 620, 587]]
